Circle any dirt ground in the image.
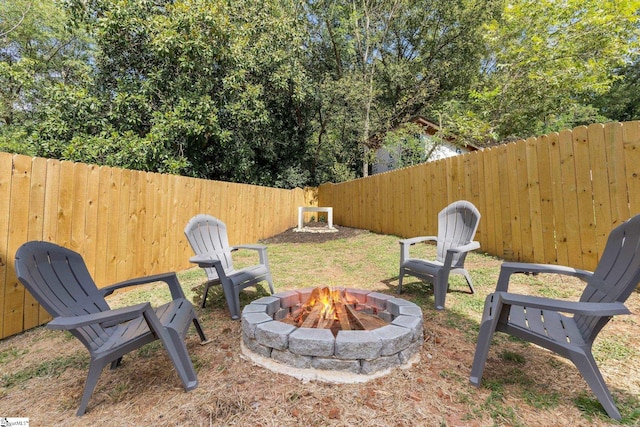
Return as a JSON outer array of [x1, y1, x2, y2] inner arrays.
[[1, 224, 638, 426]]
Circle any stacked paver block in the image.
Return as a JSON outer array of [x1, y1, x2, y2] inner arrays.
[[241, 288, 424, 375]]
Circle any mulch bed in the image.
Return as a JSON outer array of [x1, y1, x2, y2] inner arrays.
[[260, 222, 367, 244]]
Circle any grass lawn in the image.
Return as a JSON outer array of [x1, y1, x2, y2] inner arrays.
[[1, 227, 638, 426]]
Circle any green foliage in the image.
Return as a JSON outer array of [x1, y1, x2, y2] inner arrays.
[[1, 0, 638, 184], [595, 59, 640, 122], [30, 0, 313, 185], [304, 0, 500, 178], [0, 0, 93, 127], [461, 0, 640, 141]]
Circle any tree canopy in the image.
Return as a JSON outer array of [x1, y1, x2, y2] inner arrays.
[[1, 0, 638, 187]]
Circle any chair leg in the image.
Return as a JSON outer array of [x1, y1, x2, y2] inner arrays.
[[265, 275, 275, 294], [571, 350, 622, 420], [110, 357, 122, 369], [77, 359, 107, 416], [397, 269, 404, 294], [191, 313, 208, 343], [221, 282, 240, 320], [461, 269, 475, 294], [200, 282, 212, 309], [231, 288, 242, 320], [161, 326, 198, 391], [470, 294, 502, 386], [434, 274, 448, 310], [143, 307, 198, 390]]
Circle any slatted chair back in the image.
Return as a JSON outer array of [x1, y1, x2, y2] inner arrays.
[[436, 200, 481, 268], [184, 214, 234, 281], [15, 241, 112, 351], [577, 215, 640, 341]]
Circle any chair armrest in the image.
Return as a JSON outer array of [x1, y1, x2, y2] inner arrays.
[[441, 241, 481, 272], [47, 302, 151, 330], [399, 236, 437, 246], [495, 292, 631, 316], [233, 244, 267, 251], [101, 272, 186, 300], [189, 255, 223, 269], [189, 255, 229, 282], [496, 262, 593, 292], [448, 241, 480, 254], [399, 236, 437, 264], [231, 244, 269, 265]]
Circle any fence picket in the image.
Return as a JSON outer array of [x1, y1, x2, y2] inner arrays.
[[2, 156, 31, 335], [536, 135, 556, 263], [0, 153, 13, 336], [504, 143, 519, 260], [70, 162, 88, 256], [588, 124, 614, 260], [27, 157, 47, 326], [604, 123, 629, 227], [4, 155, 31, 336], [57, 161, 75, 248], [623, 121, 640, 215], [572, 127, 598, 269], [514, 140, 533, 261], [482, 147, 497, 255], [559, 130, 582, 267], [526, 137, 544, 263], [548, 133, 569, 265], [84, 165, 100, 277]]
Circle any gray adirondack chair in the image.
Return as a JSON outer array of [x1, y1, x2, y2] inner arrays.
[[470, 214, 640, 420], [398, 200, 481, 310], [185, 214, 275, 319], [14, 241, 208, 416]]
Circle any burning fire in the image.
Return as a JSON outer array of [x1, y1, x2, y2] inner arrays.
[[313, 287, 340, 320], [304, 287, 360, 321], [287, 287, 383, 334]]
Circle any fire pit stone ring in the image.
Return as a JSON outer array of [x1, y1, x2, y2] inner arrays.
[[240, 288, 424, 382]]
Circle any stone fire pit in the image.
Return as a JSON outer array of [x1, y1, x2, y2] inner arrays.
[[241, 288, 424, 382]]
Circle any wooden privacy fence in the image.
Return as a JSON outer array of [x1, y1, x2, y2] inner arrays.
[[319, 121, 640, 273], [0, 153, 306, 339], [2, 121, 639, 338]]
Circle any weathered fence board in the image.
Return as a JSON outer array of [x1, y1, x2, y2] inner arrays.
[[623, 122, 640, 214], [536, 135, 556, 264]]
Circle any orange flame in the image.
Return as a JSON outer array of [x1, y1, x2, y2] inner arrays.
[[315, 287, 341, 320]]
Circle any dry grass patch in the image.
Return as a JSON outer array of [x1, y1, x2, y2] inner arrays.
[[0, 226, 638, 426]]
